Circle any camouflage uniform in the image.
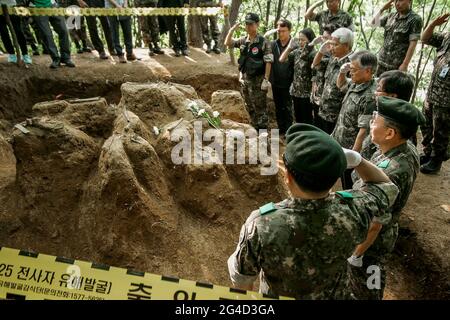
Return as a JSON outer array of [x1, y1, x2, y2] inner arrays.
[[289, 45, 317, 98], [318, 53, 352, 126], [232, 35, 273, 130], [312, 9, 354, 35], [135, 0, 161, 48], [361, 135, 378, 160], [228, 183, 397, 300], [377, 10, 423, 76], [332, 79, 376, 149], [421, 32, 450, 161], [311, 53, 331, 106], [350, 141, 419, 300], [196, 0, 221, 48]]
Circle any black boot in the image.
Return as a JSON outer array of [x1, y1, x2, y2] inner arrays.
[[153, 44, 164, 54], [212, 43, 221, 54], [205, 43, 212, 53], [174, 48, 181, 57], [148, 46, 155, 57], [420, 154, 431, 166], [420, 158, 442, 174]]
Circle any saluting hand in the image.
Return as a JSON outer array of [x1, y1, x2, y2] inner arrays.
[[431, 13, 450, 27], [231, 22, 240, 31], [381, 0, 394, 12]]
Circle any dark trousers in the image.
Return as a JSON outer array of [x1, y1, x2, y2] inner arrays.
[[108, 16, 133, 56], [316, 115, 336, 135], [22, 16, 49, 53], [33, 15, 71, 62], [341, 168, 354, 190], [164, 15, 187, 50], [272, 86, 293, 134], [0, 14, 28, 55], [312, 103, 320, 126], [293, 96, 314, 125], [85, 0, 114, 54], [422, 103, 450, 161], [69, 17, 90, 49]]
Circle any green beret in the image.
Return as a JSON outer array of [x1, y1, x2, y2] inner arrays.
[[284, 124, 347, 184], [377, 96, 426, 127]]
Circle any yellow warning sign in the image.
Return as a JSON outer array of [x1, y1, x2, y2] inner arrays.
[[9, 7, 224, 17], [0, 247, 293, 300]]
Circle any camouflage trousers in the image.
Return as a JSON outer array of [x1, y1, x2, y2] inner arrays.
[[241, 74, 268, 130], [421, 102, 450, 161], [135, 1, 160, 46], [199, 15, 220, 46], [347, 253, 387, 300]]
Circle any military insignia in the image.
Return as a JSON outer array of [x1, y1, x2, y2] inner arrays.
[[378, 159, 391, 169], [259, 202, 277, 215], [335, 191, 354, 199], [251, 47, 259, 55]]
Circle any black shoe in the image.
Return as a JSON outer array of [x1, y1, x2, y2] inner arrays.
[[174, 49, 181, 57], [153, 45, 164, 54], [43, 49, 50, 55], [420, 158, 442, 174], [32, 48, 40, 56], [110, 50, 118, 56], [99, 51, 109, 60], [77, 48, 84, 54], [50, 60, 60, 69], [61, 59, 75, 67], [148, 48, 155, 56], [213, 46, 221, 54], [83, 47, 92, 53], [182, 49, 189, 56], [420, 154, 431, 166], [205, 44, 212, 54]]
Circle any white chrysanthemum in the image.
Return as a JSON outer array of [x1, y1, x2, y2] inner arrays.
[[198, 109, 206, 116], [212, 111, 220, 118]]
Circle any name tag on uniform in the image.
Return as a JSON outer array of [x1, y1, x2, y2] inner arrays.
[[440, 64, 449, 78]]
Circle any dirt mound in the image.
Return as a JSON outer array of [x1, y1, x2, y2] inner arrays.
[[211, 90, 251, 124], [0, 81, 286, 284]]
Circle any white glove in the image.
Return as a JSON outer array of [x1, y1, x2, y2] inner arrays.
[[308, 36, 324, 47], [264, 28, 278, 39], [343, 148, 362, 169], [347, 255, 364, 267], [261, 78, 270, 91], [340, 62, 351, 74], [319, 40, 331, 54]]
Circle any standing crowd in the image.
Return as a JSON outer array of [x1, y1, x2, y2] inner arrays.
[[0, 0, 223, 66]]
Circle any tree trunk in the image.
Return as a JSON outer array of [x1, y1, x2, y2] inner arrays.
[[411, 0, 438, 104], [2, 5, 23, 66], [265, 0, 271, 31], [304, 0, 310, 29], [218, 0, 242, 49], [188, 0, 204, 48]]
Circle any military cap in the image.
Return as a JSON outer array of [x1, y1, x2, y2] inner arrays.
[[377, 96, 426, 127], [245, 13, 260, 24], [284, 124, 347, 185]]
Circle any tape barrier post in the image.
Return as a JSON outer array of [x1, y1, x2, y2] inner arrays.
[[10, 7, 223, 17], [0, 247, 294, 300]]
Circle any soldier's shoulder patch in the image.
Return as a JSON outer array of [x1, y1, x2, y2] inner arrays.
[[377, 159, 391, 169], [259, 202, 277, 216]]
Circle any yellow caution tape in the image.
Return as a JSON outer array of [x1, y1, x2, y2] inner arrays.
[[0, 247, 293, 300], [9, 6, 223, 16]]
